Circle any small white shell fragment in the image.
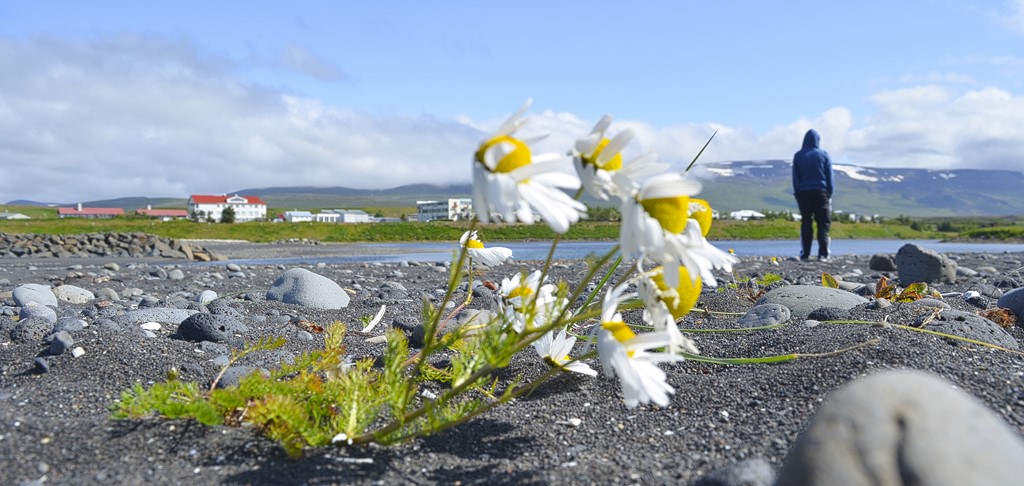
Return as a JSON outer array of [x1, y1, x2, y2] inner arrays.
[[140, 322, 162, 331]]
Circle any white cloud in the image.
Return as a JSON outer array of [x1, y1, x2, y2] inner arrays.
[[1, 35, 1022, 205], [0, 35, 479, 203]]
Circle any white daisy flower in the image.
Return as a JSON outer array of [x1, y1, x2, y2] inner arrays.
[[473, 100, 587, 234], [572, 115, 668, 201], [597, 283, 683, 408], [637, 266, 701, 355], [532, 329, 597, 376], [460, 230, 513, 267], [494, 270, 566, 333], [619, 172, 737, 288]]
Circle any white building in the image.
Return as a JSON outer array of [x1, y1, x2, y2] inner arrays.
[[0, 211, 30, 220], [284, 210, 314, 222], [417, 198, 472, 222], [729, 210, 766, 221], [330, 209, 371, 223], [188, 194, 268, 222], [314, 212, 339, 223]]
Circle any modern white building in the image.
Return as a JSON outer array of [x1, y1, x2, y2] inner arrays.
[[187, 194, 268, 222], [417, 198, 472, 222], [314, 212, 340, 223], [283, 210, 314, 222], [329, 209, 371, 223]]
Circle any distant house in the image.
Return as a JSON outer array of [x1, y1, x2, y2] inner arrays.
[[58, 203, 125, 219], [284, 210, 314, 223], [729, 210, 766, 221], [136, 205, 188, 221], [328, 209, 371, 223], [0, 211, 30, 220], [188, 194, 267, 222], [417, 198, 472, 222]]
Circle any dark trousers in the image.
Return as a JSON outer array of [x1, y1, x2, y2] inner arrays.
[[795, 190, 831, 258]]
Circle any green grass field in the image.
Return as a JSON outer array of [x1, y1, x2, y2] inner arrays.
[[1, 202, 968, 243]]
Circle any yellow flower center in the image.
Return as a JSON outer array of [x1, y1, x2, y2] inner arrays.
[[507, 285, 533, 300], [640, 195, 690, 234], [601, 320, 636, 343], [583, 138, 623, 171], [475, 135, 532, 173], [466, 239, 485, 249], [689, 199, 713, 237], [651, 266, 702, 319]]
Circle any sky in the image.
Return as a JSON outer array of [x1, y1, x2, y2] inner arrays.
[[2, 0, 1024, 204]]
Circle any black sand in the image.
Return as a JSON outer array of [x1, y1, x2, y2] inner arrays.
[[1, 242, 1023, 485]]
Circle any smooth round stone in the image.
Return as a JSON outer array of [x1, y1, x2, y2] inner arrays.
[[737, 304, 791, 327], [53, 285, 95, 304], [756, 285, 868, 319], [13, 284, 57, 307], [197, 290, 219, 305], [997, 287, 1024, 320], [95, 288, 120, 301], [265, 268, 350, 309], [777, 370, 1024, 485], [20, 301, 57, 324]]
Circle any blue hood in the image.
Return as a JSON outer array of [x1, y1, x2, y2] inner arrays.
[[802, 129, 820, 150]]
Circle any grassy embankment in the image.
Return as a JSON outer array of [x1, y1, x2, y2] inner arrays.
[[3, 204, 1022, 243]]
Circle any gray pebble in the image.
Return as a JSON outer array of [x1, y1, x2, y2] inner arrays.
[[20, 302, 57, 324], [13, 283, 57, 307], [176, 313, 248, 343], [737, 304, 791, 327], [48, 331, 75, 355]]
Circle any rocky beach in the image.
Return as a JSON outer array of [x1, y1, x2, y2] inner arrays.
[[2, 238, 1024, 485]]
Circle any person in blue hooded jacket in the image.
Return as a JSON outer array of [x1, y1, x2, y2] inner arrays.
[[792, 129, 833, 261]]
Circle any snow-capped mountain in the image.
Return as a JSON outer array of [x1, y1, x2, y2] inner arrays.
[[690, 160, 1024, 217]]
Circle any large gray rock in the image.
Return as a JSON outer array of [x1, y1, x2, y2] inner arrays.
[[13, 283, 57, 307], [777, 370, 1024, 485], [53, 284, 95, 304], [266, 268, 350, 309], [895, 243, 956, 284], [755, 285, 868, 319], [916, 309, 1019, 350], [997, 287, 1024, 321]]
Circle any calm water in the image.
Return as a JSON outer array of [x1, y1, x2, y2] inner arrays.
[[204, 239, 1024, 266]]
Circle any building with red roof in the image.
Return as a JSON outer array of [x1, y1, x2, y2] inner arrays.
[[187, 194, 267, 222]]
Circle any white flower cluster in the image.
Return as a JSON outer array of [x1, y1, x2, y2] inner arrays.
[[468, 102, 739, 408]]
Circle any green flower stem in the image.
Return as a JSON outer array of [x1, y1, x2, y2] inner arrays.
[[677, 338, 880, 365], [574, 252, 623, 319]]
